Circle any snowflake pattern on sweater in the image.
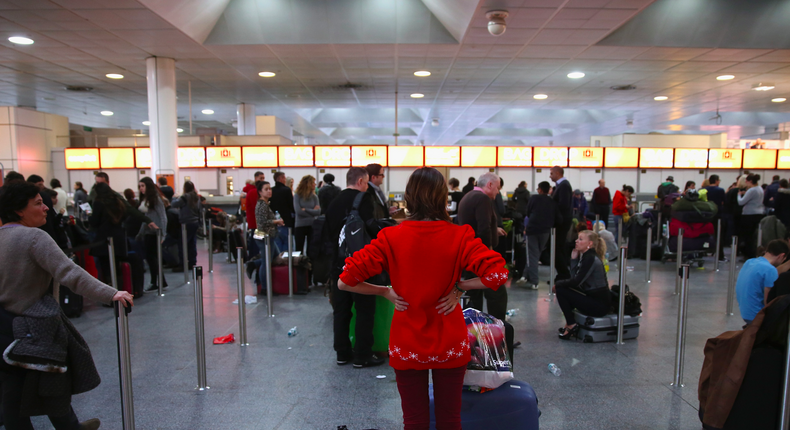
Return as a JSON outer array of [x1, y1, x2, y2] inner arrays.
[[389, 340, 470, 364]]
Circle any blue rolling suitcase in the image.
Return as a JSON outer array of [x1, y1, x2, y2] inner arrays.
[[429, 379, 539, 429]]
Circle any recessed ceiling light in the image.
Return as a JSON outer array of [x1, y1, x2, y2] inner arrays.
[[8, 36, 33, 45], [753, 83, 775, 91], [106, 73, 124, 79], [567, 72, 585, 79], [654, 96, 668, 101], [142, 120, 151, 126], [414, 70, 431, 77], [201, 109, 214, 115], [410, 93, 424, 98], [258, 71, 276, 77], [716, 75, 735, 81], [100, 111, 113, 116], [177, 128, 184, 133], [772, 98, 787, 103], [533, 94, 548, 100]]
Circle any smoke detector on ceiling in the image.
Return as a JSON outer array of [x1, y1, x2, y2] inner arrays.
[[431, 118, 439, 126], [486, 11, 508, 36]]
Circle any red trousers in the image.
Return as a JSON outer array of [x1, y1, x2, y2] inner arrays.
[[394, 365, 467, 430]]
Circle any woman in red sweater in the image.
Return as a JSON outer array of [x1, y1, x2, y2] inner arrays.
[[612, 184, 634, 244], [338, 167, 508, 430]]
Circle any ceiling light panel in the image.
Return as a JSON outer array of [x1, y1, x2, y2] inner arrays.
[[8, 36, 33, 45]]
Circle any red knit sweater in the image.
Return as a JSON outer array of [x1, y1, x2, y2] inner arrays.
[[339, 220, 508, 370]]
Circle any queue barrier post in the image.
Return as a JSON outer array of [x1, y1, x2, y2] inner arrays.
[[193, 266, 208, 390], [157, 229, 164, 297], [288, 227, 294, 297], [713, 218, 722, 272], [109, 237, 135, 429], [671, 264, 691, 387], [208, 223, 213, 273], [645, 226, 652, 283], [757, 223, 763, 251], [674, 228, 684, 295], [616, 246, 629, 345], [181, 224, 190, 285], [726, 236, 739, 316], [617, 219, 623, 249], [264, 235, 274, 317], [236, 247, 249, 346], [548, 228, 556, 302]]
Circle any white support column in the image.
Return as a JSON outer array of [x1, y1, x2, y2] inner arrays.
[[146, 57, 178, 177], [236, 103, 256, 135]]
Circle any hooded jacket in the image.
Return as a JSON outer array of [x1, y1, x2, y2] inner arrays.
[[512, 186, 530, 216]]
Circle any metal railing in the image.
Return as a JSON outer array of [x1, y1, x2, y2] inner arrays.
[[674, 228, 684, 295], [263, 235, 274, 317], [713, 219, 722, 272], [726, 236, 739, 316], [288, 227, 294, 297], [109, 238, 135, 429], [645, 226, 652, 283], [616, 246, 629, 345], [671, 264, 690, 387], [181, 224, 190, 285], [208, 223, 214, 273], [193, 266, 208, 390], [548, 227, 556, 302], [235, 247, 249, 346], [157, 229, 164, 297]]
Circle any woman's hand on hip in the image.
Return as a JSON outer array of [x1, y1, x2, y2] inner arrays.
[[436, 290, 460, 315], [112, 291, 134, 307], [385, 288, 408, 311]]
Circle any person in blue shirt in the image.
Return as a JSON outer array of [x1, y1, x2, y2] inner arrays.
[[736, 239, 790, 324]]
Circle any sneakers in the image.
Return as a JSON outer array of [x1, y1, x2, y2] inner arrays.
[[516, 277, 527, 284], [527, 283, 539, 290], [337, 352, 353, 365], [353, 354, 386, 368], [79, 418, 101, 430], [516, 278, 539, 289]]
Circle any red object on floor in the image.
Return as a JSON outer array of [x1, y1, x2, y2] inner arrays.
[[213, 334, 235, 344]]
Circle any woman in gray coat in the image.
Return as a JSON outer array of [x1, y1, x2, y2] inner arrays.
[[293, 175, 320, 253], [137, 177, 168, 290]]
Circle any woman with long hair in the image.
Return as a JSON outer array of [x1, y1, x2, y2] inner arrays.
[[171, 181, 202, 270], [138, 177, 168, 290], [337, 167, 508, 429], [255, 181, 285, 292], [738, 174, 765, 258], [89, 182, 128, 284], [554, 230, 611, 340], [293, 175, 320, 254], [447, 178, 463, 216]]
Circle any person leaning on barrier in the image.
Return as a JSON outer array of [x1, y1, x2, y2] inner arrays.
[[736, 239, 790, 325], [0, 180, 133, 430], [553, 230, 611, 340]]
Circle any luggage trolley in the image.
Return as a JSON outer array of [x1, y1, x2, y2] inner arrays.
[[659, 219, 716, 267]]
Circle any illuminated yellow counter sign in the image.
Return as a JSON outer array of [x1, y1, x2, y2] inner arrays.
[[674, 148, 709, 168], [568, 147, 603, 168], [461, 147, 496, 167], [65, 148, 100, 170], [778, 150, 790, 169], [133, 147, 206, 168], [352, 146, 387, 166], [708, 149, 742, 169], [315, 146, 351, 167], [639, 148, 674, 168], [99, 148, 135, 169], [278, 146, 314, 167], [604, 148, 638, 168], [425, 146, 460, 167], [388, 147, 424, 167], [533, 147, 568, 167], [743, 149, 777, 169], [497, 147, 532, 167], [242, 147, 278, 168], [206, 146, 241, 168]]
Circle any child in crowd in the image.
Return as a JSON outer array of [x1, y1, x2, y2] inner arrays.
[[736, 239, 790, 324]]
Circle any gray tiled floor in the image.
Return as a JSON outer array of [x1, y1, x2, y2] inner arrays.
[[32, 240, 746, 429]]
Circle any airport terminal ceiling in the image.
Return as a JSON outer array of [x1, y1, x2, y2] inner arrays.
[[1, 0, 790, 146]]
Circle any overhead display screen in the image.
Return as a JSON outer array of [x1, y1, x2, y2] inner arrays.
[[778, 150, 790, 169], [604, 147, 639, 168], [178, 147, 207, 168], [497, 147, 532, 167], [674, 148, 709, 168], [242, 146, 278, 168], [278, 146, 314, 167], [206, 146, 241, 168], [388, 147, 424, 167], [134, 148, 151, 168], [639, 148, 674, 168], [351, 146, 388, 167], [708, 148, 742, 169], [568, 147, 603, 168], [98, 148, 134, 169], [533, 147, 568, 167], [425, 146, 461, 167], [461, 146, 497, 167], [743, 149, 777, 169], [315, 146, 351, 167], [65, 148, 100, 170]]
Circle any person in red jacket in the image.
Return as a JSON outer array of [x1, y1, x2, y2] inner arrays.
[[612, 184, 633, 245], [243, 171, 265, 257], [338, 167, 508, 430]]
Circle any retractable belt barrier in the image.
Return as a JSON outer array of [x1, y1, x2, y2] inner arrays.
[[671, 264, 691, 387], [193, 266, 208, 390], [616, 246, 628, 345]]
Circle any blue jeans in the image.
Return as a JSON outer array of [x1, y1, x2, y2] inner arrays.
[[274, 225, 290, 254], [255, 237, 279, 293], [613, 214, 623, 244], [176, 223, 199, 267]]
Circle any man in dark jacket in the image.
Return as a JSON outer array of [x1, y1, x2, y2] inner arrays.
[[325, 167, 383, 369], [703, 174, 727, 260], [517, 181, 560, 289], [27, 174, 62, 248], [365, 164, 392, 220], [550, 166, 573, 281], [318, 173, 341, 215], [657, 176, 679, 199], [591, 179, 611, 222], [461, 177, 475, 195], [512, 181, 530, 217], [158, 176, 174, 202], [269, 171, 295, 252], [765, 175, 781, 208], [457, 172, 507, 320]]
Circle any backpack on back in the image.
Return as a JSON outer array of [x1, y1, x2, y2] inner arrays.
[[338, 192, 371, 261]]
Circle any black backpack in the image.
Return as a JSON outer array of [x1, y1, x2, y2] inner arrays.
[[339, 192, 371, 261], [610, 284, 642, 316]]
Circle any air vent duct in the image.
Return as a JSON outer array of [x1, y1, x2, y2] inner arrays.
[[610, 85, 636, 91], [65, 86, 93, 92]]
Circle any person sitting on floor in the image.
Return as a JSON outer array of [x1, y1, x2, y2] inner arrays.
[[736, 239, 790, 324], [553, 230, 610, 340]]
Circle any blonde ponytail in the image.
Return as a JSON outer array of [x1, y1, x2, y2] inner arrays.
[[580, 230, 607, 262]]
